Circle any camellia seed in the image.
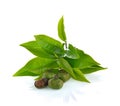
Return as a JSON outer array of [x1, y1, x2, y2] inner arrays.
[[34, 78, 48, 88], [58, 71, 71, 82], [48, 78, 64, 89], [43, 71, 56, 79]]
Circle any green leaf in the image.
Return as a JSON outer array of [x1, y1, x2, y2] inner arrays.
[[20, 41, 55, 58], [77, 49, 100, 69], [35, 35, 64, 57], [13, 57, 58, 76], [65, 49, 100, 69], [13, 71, 38, 76], [57, 58, 76, 78], [81, 65, 107, 74], [58, 16, 67, 42], [73, 68, 90, 83], [65, 44, 80, 59]]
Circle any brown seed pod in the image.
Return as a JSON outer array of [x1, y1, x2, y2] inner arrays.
[[42, 78, 48, 86], [34, 78, 48, 88]]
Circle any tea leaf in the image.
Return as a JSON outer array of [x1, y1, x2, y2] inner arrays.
[[81, 65, 106, 74], [73, 68, 90, 83], [35, 35, 64, 57], [58, 16, 67, 42], [57, 58, 76, 78], [20, 41, 55, 58], [65, 49, 100, 69], [77, 49, 100, 68], [65, 44, 80, 59], [13, 57, 58, 76]]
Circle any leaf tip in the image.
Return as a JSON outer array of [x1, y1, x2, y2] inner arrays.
[[12, 73, 17, 77], [61, 15, 64, 19], [19, 43, 24, 47], [86, 80, 91, 83], [34, 35, 38, 39], [100, 66, 108, 70], [83, 78, 90, 83], [104, 67, 108, 70]]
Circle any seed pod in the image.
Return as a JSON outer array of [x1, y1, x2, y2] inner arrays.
[[48, 78, 63, 89], [43, 71, 56, 79], [34, 78, 48, 88], [58, 70, 71, 82]]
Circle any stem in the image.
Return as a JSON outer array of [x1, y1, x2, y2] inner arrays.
[[64, 41, 67, 50]]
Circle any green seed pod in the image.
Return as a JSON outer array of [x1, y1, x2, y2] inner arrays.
[[43, 71, 56, 79], [48, 78, 63, 89], [58, 71, 71, 82]]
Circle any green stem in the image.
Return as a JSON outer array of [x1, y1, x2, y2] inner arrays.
[[64, 41, 67, 50]]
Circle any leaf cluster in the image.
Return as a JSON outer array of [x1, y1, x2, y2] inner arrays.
[[13, 16, 106, 83]]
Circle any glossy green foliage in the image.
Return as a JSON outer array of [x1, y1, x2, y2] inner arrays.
[[13, 16, 106, 84]]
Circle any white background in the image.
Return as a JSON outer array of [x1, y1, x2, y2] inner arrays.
[[0, 0, 120, 106]]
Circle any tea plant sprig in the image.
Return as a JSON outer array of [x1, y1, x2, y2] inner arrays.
[[13, 16, 106, 89]]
